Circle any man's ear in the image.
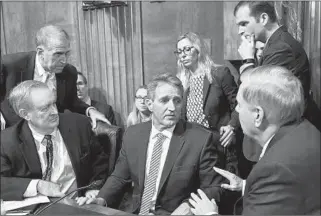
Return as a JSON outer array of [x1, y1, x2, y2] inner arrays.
[[260, 12, 269, 26], [18, 109, 30, 120], [145, 98, 153, 112], [254, 106, 264, 127], [36, 46, 44, 56]]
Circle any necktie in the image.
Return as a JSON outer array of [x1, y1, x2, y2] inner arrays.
[[42, 135, 53, 181], [139, 133, 167, 215]]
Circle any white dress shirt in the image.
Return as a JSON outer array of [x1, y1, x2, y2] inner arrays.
[[144, 124, 175, 211], [242, 134, 275, 195], [23, 125, 77, 197]]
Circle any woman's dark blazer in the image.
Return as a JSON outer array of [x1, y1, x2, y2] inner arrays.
[[182, 66, 240, 131]]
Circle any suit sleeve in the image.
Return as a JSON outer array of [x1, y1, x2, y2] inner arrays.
[[1, 143, 32, 200], [199, 132, 225, 203], [97, 129, 131, 208], [243, 162, 302, 215], [219, 67, 240, 129]]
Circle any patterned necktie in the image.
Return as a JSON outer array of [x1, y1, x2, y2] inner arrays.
[[42, 135, 53, 181], [139, 133, 167, 215]]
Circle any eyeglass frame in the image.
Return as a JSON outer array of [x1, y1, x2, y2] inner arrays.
[[135, 96, 148, 101], [174, 46, 195, 57]]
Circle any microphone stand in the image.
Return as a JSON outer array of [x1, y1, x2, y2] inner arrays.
[[33, 183, 96, 215]]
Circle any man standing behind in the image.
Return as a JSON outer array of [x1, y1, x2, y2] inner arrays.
[[76, 73, 224, 214], [233, 1, 321, 162], [188, 66, 320, 215], [76, 72, 116, 125], [0, 25, 110, 129], [1, 81, 109, 200]]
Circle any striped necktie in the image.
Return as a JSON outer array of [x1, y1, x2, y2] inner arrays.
[[42, 135, 53, 181], [139, 133, 167, 215]]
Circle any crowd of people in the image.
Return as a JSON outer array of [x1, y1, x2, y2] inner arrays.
[[1, 1, 320, 215]]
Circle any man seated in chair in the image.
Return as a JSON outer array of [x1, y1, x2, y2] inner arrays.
[[76, 73, 225, 215], [76, 72, 117, 125], [0, 80, 109, 201]]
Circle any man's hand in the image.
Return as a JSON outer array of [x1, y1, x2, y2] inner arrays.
[[88, 108, 111, 129], [189, 189, 218, 215], [36, 180, 65, 197], [85, 189, 99, 199], [75, 196, 106, 206], [171, 202, 191, 215], [238, 34, 255, 59], [1, 112, 6, 130], [213, 167, 243, 191], [219, 125, 235, 147]]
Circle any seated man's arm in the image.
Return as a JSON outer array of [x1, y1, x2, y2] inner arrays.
[[199, 132, 225, 202], [243, 162, 302, 215]]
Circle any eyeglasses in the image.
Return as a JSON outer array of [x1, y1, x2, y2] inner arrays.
[[174, 46, 195, 57], [135, 96, 147, 101]]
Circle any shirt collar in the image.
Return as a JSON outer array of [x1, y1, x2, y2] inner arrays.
[[35, 54, 47, 77], [84, 97, 91, 106], [259, 134, 275, 160], [150, 123, 175, 140], [28, 122, 58, 144]]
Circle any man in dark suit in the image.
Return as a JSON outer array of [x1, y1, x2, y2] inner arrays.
[[188, 66, 320, 215], [76, 73, 225, 214], [76, 72, 116, 125], [1, 80, 109, 201], [0, 25, 110, 129], [233, 1, 320, 163]]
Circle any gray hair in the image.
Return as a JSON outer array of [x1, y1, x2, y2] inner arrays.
[[147, 73, 184, 101], [8, 80, 49, 115], [240, 65, 304, 126], [35, 25, 70, 49]]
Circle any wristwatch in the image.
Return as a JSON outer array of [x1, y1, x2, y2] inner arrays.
[[242, 58, 255, 64]]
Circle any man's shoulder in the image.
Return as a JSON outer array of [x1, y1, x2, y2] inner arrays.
[[2, 51, 35, 66], [59, 112, 91, 127], [183, 121, 218, 139], [0, 120, 25, 146]]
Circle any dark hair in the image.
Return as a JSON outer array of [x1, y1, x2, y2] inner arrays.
[[234, 1, 277, 23], [77, 72, 87, 85], [147, 73, 184, 101]]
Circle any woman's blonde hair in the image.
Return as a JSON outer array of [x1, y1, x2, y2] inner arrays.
[[126, 85, 150, 127], [176, 32, 219, 90]]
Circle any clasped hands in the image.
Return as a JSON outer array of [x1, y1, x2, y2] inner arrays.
[[188, 167, 244, 215]]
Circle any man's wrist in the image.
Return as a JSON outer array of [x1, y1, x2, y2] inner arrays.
[[242, 58, 255, 64]]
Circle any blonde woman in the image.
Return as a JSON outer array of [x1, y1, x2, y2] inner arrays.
[[176, 32, 240, 175], [127, 85, 151, 127]]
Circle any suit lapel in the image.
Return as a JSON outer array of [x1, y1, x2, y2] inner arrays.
[[18, 121, 42, 176], [57, 115, 81, 175], [138, 122, 152, 193], [202, 76, 211, 110], [55, 72, 66, 106], [157, 120, 185, 197]]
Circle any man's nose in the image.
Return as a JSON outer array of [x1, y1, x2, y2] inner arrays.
[[167, 100, 175, 111], [238, 27, 244, 36], [60, 54, 67, 64]]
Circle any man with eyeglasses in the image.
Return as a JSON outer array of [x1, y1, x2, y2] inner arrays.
[[77, 72, 116, 125]]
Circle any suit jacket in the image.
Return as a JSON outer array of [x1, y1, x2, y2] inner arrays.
[[181, 66, 240, 175], [242, 120, 320, 215], [97, 120, 225, 214], [0, 51, 89, 127], [182, 66, 239, 131], [243, 25, 311, 162], [91, 99, 116, 126], [0, 113, 109, 201]]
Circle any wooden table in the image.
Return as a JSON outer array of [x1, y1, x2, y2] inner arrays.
[[36, 198, 132, 215]]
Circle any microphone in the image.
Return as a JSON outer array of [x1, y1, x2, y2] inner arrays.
[[33, 180, 102, 215]]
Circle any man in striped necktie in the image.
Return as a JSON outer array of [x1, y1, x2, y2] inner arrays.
[[76, 73, 225, 215]]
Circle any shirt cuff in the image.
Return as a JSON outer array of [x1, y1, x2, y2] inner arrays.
[[85, 107, 96, 117], [242, 180, 246, 196], [240, 63, 254, 74], [205, 211, 218, 215], [23, 180, 40, 197]]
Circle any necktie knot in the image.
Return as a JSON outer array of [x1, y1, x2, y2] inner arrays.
[[155, 133, 166, 142], [43, 135, 52, 145]]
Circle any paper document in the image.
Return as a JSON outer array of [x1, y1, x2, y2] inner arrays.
[[2, 195, 50, 211]]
